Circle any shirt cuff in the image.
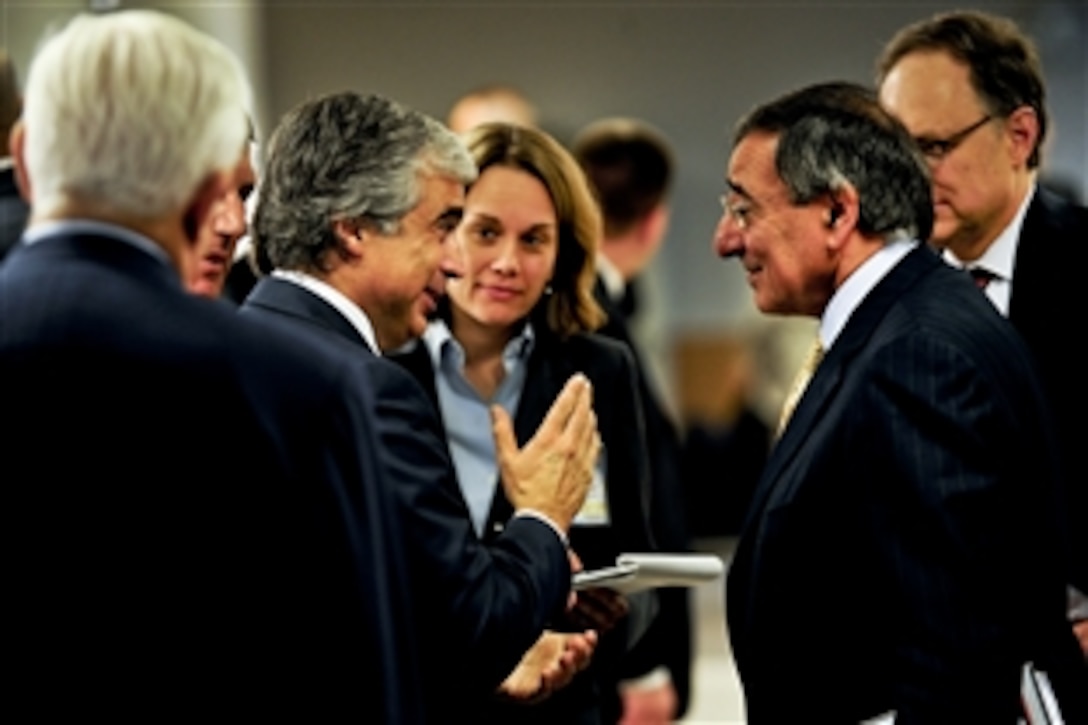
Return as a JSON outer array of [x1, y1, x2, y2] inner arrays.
[[512, 509, 568, 547], [619, 666, 672, 692]]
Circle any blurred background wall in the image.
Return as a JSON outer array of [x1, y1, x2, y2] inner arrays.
[[4, 0, 1084, 426]]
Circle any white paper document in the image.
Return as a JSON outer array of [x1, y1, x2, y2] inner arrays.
[[572, 552, 725, 594]]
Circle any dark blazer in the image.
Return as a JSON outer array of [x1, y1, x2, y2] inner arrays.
[[593, 277, 694, 721], [0, 232, 420, 721], [0, 166, 30, 261], [240, 276, 573, 720], [394, 317, 657, 725], [1009, 187, 1088, 594], [727, 244, 1086, 724]]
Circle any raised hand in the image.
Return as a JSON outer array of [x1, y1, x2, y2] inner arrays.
[[492, 373, 602, 531]]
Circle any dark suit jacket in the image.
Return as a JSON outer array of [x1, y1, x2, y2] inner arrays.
[[394, 317, 657, 725], [1009, 187, 1088, 594], [1, 231, 420, 721], [240, 277, 572, 720], [0, 166, 30, 261], [593, 277, 694, 720], [727, 245, 1086, 724]]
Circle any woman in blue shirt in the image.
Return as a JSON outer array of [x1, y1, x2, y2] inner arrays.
[[394, 122, 657, 724]]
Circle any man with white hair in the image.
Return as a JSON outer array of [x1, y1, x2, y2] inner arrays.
[[1, 10, 422, 720]]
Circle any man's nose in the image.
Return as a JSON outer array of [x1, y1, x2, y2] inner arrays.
[[713, 211, 743, 258], [213, 192, 247, 239], [441, 230, 465, 279]]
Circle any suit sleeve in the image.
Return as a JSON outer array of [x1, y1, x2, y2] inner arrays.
[[322, 360, 426, 723], [855, 334, 1070, 723], [367, 360, 571, 694]]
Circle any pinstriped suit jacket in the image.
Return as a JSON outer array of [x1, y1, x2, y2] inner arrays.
[[726, 244, 1085, 724]]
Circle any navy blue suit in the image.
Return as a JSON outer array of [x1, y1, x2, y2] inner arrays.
[[1, 231, 420, 721], [240, 276, 572, 720], [727, 244, 1086, 723], [1008, 187, 1088, 596]]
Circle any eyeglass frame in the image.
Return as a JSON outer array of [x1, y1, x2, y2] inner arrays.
[[718, 181, 804, 231], [912, 115, 994, 161]]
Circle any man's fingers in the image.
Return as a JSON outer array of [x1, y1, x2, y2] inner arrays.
[[560, 387, 595, 449], [539, 374, 590, 441]]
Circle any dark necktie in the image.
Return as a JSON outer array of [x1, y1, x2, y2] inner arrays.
[[618, 280, 639, 319], [968, 267, 998, 290]]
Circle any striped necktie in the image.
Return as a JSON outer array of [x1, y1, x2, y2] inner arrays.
[[776, 338, 825, 439]]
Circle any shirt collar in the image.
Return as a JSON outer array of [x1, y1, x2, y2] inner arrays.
[[22, 218, 171, 265], [422, 318, 535, 372], [271, 269, 381, 355], [821, 235, 918, 350], [595, 253, 625, 301]]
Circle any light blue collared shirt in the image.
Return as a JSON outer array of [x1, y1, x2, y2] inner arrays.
[[422, 319, 535, 536], [820, 235, 918, 350]]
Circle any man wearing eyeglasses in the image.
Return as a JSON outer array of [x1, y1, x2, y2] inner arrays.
[[878, 10, 1088, 661], [716, 80, 1085, 724]]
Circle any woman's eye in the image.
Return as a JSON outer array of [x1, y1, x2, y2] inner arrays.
[[473, 226, 499, 241]]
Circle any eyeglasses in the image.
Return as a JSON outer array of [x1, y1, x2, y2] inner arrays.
[[913, 115, 993, 161], [719, 194, 754, 230]]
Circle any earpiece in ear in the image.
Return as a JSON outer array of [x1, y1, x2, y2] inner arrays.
[[827, 204, 843, 228]]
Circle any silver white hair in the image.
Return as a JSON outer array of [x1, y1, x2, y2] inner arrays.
[[22, 10, 252, 219]]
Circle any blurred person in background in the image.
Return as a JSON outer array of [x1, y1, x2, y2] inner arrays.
[[447, 83, 538, 134], [572, 116, 695, 724]]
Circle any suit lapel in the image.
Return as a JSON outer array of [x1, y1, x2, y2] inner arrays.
[[1007, 188, 1072, 331], [246, 277, 373, 352], [742, 245, 940, 533], [391, 342, 440, 408]]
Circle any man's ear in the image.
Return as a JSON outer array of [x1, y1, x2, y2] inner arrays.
[[10, 120, 32, 203], [1005, 105, 1040, 168], [639, 203, 670, 250], [824, 184, 859, 250], [182, 169, 231, 245], [332, 217, 367, 261]]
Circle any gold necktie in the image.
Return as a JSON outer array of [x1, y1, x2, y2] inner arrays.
[[776, 338, 825, 438]]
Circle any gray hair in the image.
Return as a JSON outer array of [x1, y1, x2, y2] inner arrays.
[[21, 10, 251, 219], [254, 91, 476, 273], [734, 81, 933, 243]]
